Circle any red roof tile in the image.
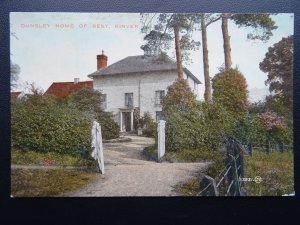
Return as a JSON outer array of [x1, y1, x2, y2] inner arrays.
[[44, 81, 93, 99]]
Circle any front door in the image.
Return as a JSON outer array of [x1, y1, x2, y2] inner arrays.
[[122, 112, 131, 132]]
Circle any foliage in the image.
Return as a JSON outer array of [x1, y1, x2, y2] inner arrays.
[[259, 35, 293, 110], [10, 61, 20, 89], [162, 78, 197, 113], [229, 115, 266, 144], [244, 151, 294, 196], [256, 111, 292, 144], [69, 86, 120, 140], [11, 149, 98, 167], [221, 13, 277, 70], [231, 14, 278, 41], [164, 102, 233, 152], [68, 86, 102, 112], [141, 13, 200, 60], [248, 102, 292, 145], [11, 169, 97, 197], [11, 95, 93, 157], [140, 112, 157, 138], [165, 147, 224, 163], [95, 110, 120, 140], [212, 68, 249, 116], [140, 13, 199, 78], [133, 110, 157, 137]]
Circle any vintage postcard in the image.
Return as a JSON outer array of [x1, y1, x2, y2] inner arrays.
[[10, 12, 294, 197]]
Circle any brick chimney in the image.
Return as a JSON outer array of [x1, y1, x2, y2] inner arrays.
[[97, 50, 108, 69]]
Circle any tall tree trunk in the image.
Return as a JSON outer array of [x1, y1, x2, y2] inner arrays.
[[222, 14, 232, 70], [174, 26, 184, 79], [201, 15, 212, 102]]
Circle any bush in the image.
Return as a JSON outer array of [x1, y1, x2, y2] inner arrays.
[[69, 87, 120, 140], [165, 102, 233, 152], [95, 110, 120, 140], [11, 98, 93, 157], [212, 68, 249, 117], [140, 112, 157, 138], [162, 78, 197, 113]]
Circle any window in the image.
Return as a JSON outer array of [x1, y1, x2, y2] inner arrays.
[[125, 93, 133, 108], [100, 94, 107, 109], [155, 90, 165, 106], [156, 111, 164, 122]]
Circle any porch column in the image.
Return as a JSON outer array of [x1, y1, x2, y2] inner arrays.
[[120, 111, 123, 132], [130, 110, 134, 131]]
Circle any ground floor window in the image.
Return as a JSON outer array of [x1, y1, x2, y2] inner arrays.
[[156, 111, 164, 122]]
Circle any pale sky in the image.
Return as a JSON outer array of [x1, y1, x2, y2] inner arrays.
[[10, 13, 294, 101]]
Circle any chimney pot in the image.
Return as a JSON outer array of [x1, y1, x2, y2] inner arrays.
[[74, 78, 80, 84], [97, 50, 108, 70]]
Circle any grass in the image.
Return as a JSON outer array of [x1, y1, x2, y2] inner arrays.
[[11, 149, 98, 167], [11, 149, 99, 197], [165, 148, 224, 163], [143, 144, 225, 163], [244, 150, 294, 196], [11, 169, 98, 197]]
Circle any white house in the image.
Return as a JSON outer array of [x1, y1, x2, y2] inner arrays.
[[87, 51, 202, 132]]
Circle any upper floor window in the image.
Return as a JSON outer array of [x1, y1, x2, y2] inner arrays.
[[100, 94, 107, 109], [155, 90, 165, 106], [125, 93, 133, 108]]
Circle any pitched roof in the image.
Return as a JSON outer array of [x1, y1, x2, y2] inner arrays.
[[44, 81, 93, 99], [88, 55, 201, 84]]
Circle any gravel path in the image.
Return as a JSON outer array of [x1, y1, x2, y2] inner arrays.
[[65, 135, 209, 197]]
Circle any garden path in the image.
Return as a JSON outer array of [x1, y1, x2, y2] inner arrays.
[[65, 135, 209, 196]]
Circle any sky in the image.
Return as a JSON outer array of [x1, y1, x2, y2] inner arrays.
[[10, 13, 294, 102]]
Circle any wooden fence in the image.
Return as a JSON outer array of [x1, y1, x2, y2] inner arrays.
[[198, 137, 246, 196], [244, 142, 293, 155]]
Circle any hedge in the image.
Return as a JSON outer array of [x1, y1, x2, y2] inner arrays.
[[11, 100, 93, 157]]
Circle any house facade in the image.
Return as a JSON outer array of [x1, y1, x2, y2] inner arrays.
[[88, 51, 201, 132]]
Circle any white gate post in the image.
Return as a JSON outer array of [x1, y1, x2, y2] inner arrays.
[[91, 121, 105, 174], [157, 120, 166, 161]]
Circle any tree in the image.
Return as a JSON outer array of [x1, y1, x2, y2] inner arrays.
[[68, 87, 120, 140], [68, 86, 102, 112], [259, 35, 293, 110], [162, 78, 197, 114], [212, 68, 249, 116], [10, 30, 20, 89], [141, 13, 200, 79], [198, 14, 221, 102], [221, 14, 277, 70], [10, 61, 20, 88]]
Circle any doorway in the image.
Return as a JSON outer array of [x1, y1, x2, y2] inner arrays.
[[122, 112, 131, 132]]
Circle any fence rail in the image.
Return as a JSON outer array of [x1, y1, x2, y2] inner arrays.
[[244, 142, 293, 155], [198, 137, 246, 196]]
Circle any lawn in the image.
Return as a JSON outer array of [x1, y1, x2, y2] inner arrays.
[[11, 149, 99, 197], [11, 169, 97, 197], [244, 150, 294, 196], [11, 149, 98, 167]]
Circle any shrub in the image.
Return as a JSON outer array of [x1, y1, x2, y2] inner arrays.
[[68, 86, 102, 112], [162, 78, 197, 113], [165, 102, 233, 152], [11, 98, 93, 157], [140, 112, 157, 138], [212, 68, 249, 117], [69, 87, 120, 140], [95, 110, 120, 140]]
